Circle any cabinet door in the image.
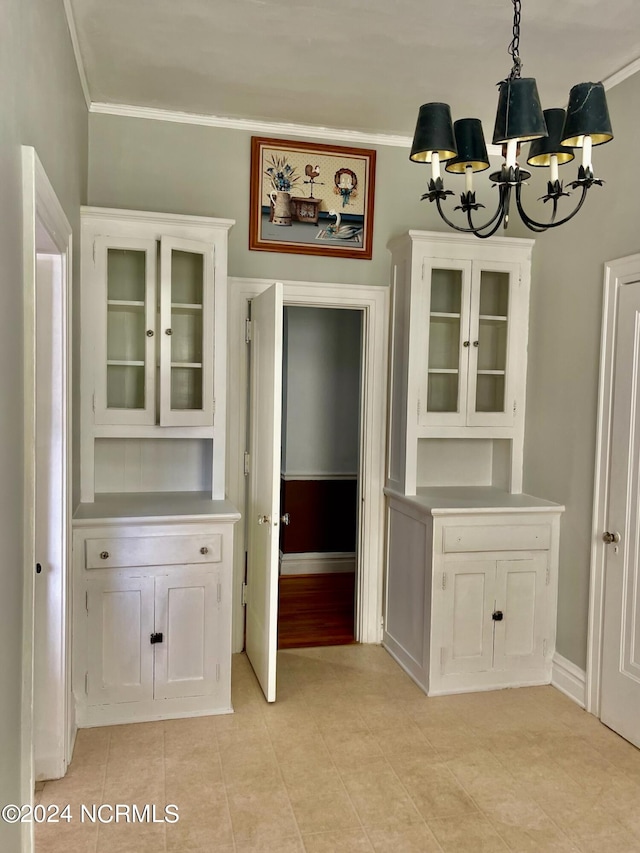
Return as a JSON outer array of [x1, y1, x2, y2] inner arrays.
[[153, 569, 221, 700], [86, 575, 155, 705], [94, 236, 158, 425], [420, 259, 473, 427], [440, 560, 495, 675], [159, 236, 215, 427], [466, 261, 520, 427], [493, 555, 548, 671]]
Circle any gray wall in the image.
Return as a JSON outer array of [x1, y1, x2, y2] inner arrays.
[[88, 113, 524, 286], [523, 74, 639, 669], [282, 307, 361, 476], [88, 79, 635, 672], [0, 0, 87, 846]]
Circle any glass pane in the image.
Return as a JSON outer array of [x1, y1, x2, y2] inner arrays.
[[107, 305, 145, 363], [107, 249, 146, 302], [427, 373, 459, 413], [171, 250, 204, 305], [430, 269, 462, 314], [479, 270, 509, 317], [428, 317, 461, 370], [476, 374, 505, 413], [171, 308, 203, 364], [171, 367, 203, 411], [107, 365, 145, 409], [477, 319, 507, 371]]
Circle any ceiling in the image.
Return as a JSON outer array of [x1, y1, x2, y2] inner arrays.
[[69, 0, 640, 138]]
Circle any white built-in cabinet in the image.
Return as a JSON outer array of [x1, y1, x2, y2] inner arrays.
[[81, 208, 234, 501], [74, 208, 239, 726], [384, 231, 563, 696]]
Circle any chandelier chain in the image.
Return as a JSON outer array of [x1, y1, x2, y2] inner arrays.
[[508, 0, 522, 79]]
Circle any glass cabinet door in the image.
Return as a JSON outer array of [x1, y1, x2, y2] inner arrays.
[[94, 236, 157, 425], [421, 260, 472, 427], [467, 262, 518, 426], [159, 236, 214, 426]]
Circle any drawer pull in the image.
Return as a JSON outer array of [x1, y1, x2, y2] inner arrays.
[[100, 551, 110, 560], [200, 546, 209, 555]]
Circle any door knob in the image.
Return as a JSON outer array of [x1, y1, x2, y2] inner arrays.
[[281, 513, 290, 526], [603, 531, 621, 544], [257, 515, 271, 525]]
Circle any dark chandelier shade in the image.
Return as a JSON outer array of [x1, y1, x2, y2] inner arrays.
[[410, 0, 614, 238]]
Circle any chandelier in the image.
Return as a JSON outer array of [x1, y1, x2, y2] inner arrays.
[[410, 0, 614, 238]]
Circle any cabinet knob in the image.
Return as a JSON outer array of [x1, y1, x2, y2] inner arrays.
[[492, 610, 504, 621], [603, 531, 621, 544], [100, 551, 109, 560], [257, 515, 271, 525], [165, 328, 173, 336], [463, 340, 470, 347], [473, 340, 479, 347], [200, 546, 209, 555], [146, 329, 154, 337]]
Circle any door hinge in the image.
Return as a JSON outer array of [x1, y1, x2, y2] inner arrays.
[[442, 572, 447, 590], [85, 591, 88, 612], [244, 451, 250, 476], [92, 241, 96, 263], [216, 663, 220, 682], [245, 318, 252, 343], [84, 672, 88, 694], [543, 639, 548, 657], [92, 393, 95, 413], [242, 582, 248, 606], [217, 582, 222, 604], [546, 565, 551, 586], [417, 398, 421, 419], [440, 647, 446, 671]]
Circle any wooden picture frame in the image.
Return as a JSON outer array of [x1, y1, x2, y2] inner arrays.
[[249, 136, 376, 260]]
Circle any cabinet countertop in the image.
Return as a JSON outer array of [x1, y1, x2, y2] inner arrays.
[[385, 486, 564, 515], [73, 492, 241, 526]]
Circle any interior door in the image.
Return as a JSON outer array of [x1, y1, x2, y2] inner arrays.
[[246, 283, 283, 702], [601, 280, 640, 747]]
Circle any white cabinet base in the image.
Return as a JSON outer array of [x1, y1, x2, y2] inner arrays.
[[383, 489, 562, 697], [78, 696, 234, 729]]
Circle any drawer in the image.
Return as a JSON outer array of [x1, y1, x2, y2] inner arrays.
[[442, 524, 551, 554], [85, 534, 223, 569]]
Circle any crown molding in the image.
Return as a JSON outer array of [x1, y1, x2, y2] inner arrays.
[[62, 0, 91, 110], [603, 55, 640, 91], [89, 102, 413, 148]]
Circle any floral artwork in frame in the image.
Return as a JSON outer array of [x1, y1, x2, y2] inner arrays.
[[249, 136, 376, 260]]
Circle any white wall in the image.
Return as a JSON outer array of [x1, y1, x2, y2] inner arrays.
[[282, 307, 361, 476], [0, 0, 87, 846]]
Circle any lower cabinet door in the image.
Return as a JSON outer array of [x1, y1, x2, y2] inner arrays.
[[87, 575, 155, 705], [153, 569, 220, 700], [493, 555, 548, 671], [441, 560, 495, 676]]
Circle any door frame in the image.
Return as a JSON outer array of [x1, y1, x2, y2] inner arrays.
[[228, 277, 389, 653], [587, 253, 640, 716], [21, 148, 73, 828]]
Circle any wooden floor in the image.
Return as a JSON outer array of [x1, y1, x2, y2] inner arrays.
[[278, 572, 355, 649]]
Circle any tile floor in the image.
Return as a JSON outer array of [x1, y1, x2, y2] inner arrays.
[[36, 645, 640, 853]]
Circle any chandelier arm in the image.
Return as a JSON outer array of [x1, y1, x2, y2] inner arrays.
[[433, 192, 505, 236], [466, 203, 509, 239], [515, 182, 590, 231]]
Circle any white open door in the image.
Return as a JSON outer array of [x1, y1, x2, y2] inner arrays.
[[600, 279, 640, 747], [246, 283, 283, 702]]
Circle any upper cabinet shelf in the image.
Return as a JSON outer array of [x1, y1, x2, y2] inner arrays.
[[386, 230, 534, 496]]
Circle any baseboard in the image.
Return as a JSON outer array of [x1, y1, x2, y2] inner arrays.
[[279, 552, 356, 576], [551, 652, 586, 708]]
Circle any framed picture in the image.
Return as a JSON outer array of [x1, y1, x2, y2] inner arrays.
[[249, 136, 376, 260]]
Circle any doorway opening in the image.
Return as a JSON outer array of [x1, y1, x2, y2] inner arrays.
[[278, 306, 362, 649]]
